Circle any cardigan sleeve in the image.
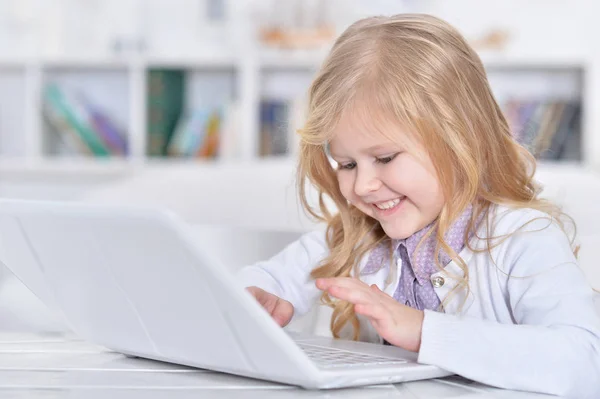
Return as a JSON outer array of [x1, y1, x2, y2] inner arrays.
[[418, 214, 600, 398], [235, 230, 328, 315]]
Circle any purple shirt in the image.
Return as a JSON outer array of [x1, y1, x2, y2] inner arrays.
[[362, 206, 473, 312]]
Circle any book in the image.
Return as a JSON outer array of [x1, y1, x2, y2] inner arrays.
[[501, 99, 582, 161], [167, 106, 223, 159], [259, 99, 290, 156], [80, 96, 128, 156], [43, 84, 111, 156], [147, 69, 185, 156]]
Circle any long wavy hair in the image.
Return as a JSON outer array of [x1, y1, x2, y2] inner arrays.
[[296, 14, 578, 340]]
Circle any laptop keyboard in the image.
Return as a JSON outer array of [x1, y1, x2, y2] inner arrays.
[[296, 342, 408, 369]]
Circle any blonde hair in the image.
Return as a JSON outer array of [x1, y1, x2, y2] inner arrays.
[[296, 14, 578, 340]]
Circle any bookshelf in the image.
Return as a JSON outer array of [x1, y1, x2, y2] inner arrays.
[[0, 66, 27, 158], [0, 52, 597, 177]]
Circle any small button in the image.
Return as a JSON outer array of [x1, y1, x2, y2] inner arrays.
[[431, 276, 445, 288]]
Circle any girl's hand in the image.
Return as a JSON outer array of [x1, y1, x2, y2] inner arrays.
[[246, 286, 294, 327], [315, 277, 424, 352]]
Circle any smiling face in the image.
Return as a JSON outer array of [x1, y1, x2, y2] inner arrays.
[[328, 115, 445, 240]]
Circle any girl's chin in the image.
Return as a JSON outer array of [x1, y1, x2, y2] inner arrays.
[[379, 217, 419, 240], [382, 228, 414, 240]]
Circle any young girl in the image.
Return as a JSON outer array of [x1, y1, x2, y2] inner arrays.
[[238, 14, 600, 398]]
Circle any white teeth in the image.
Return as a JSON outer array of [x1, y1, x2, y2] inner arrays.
[[375, 198, 401, 210]]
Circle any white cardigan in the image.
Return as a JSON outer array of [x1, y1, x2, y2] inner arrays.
[[237, 205, 600, 398]]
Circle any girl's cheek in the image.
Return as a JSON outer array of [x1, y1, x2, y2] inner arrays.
[[338, 179, 355, 201], [383, 168, 408, 188]]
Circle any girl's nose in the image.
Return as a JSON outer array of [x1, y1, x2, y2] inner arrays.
[[354, 167, 382, 197]]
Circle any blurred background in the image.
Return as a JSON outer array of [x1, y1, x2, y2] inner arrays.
[[0, 0, 599, 333]]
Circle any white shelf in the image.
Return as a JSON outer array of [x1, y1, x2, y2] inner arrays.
[[479, 53, 588, 70], [42, 57, 131, 70], [2, 53, 588, 71], [0, 50, 597, 175], [0, 156, 298, 179], [1, 56, 237, 71], [259, 51, 328, 70], [0, 60, 29, 70], [257, 51, 589, 71], [0, 158, 135, 179], [145, 55, 237, 70]]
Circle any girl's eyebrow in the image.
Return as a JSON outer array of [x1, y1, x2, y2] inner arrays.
[[365, 144, 387, 152], [329, 144, 397, 158], [328, 151, 345, 159], [363, 144, 398, 154]]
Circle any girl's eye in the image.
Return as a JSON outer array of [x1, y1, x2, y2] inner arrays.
[[375, 154, 398, 164], [338, 161, 356, 170]]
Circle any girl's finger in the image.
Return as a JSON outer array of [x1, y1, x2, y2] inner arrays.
[[327, 284, 377, 305], [316, 277, 369, 291]]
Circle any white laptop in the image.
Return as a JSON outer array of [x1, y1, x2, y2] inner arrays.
[[0, 198, 452, 389]]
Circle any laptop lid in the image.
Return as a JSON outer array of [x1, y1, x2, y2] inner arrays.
[[0, 199, 319, 386]]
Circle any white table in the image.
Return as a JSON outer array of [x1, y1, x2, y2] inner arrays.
[[0, 332, 556, 398]]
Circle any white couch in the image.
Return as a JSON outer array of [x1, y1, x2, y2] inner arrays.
[[1, 160, 599, 335]]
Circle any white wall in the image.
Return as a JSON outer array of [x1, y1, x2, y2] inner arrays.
[[2, 1, 597, 58], [0, 0, 599, 334]]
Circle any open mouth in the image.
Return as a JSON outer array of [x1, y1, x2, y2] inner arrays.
[[372, 197, 405, 215], [374, 198, 401, 210]]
